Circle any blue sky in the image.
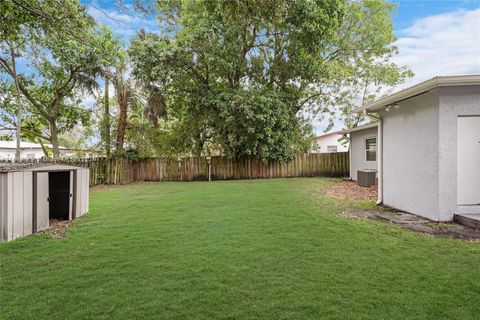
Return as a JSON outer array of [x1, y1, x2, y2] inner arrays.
[[392, 0, 479, 29]]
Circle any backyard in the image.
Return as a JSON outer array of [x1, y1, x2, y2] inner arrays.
[[1, 178, 479, 319]]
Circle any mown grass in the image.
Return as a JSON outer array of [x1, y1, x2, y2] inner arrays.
[[1, 178, 479, 319]]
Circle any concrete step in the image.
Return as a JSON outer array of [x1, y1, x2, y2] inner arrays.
[[454, 213, 480, 230]]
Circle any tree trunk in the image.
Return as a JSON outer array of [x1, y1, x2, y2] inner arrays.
[[116, 98, 127, 153], [103, 75, 111, 158], [39, 141, 49, 159], [9, 41, 22, 162], [50, 120, 60, 160]]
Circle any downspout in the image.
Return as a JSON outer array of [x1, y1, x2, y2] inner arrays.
[[376, 117, 383, 205]]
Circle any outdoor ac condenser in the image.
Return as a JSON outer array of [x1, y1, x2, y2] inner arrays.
[[357, 169, 377, 187]]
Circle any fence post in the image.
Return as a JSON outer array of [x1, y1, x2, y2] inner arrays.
[[207, 156, 212, 182]]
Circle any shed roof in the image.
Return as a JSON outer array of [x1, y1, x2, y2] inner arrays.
[[354, 75, 480, 113], [0, 163, 83, 173]]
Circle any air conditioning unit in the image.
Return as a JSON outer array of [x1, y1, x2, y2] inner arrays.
[[357, 169, 377, 187]]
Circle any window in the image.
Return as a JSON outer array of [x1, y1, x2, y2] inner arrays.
[[366, 138, 376, 161], [327, 145, 337, 153]]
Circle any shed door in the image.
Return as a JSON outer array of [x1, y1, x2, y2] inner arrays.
[[457, 116, 480, 205], [36, 172, 49, 231], [75, 169, 87, 217], [69, 171, 73, 219]]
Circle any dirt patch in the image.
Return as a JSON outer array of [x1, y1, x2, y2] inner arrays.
[[341, 209, 377, 220], [327, 180, 377, 200], [342, 208, 480, 241], [45, 219, 74, 239]]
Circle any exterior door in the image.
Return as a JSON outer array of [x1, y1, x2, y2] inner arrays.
[[36, 172, 49, 231], [457, 116, 480, 205], [69, 171, 73, 220]]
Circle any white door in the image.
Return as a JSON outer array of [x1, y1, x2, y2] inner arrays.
[[457, 116, 480, 205], [36, 172, 49, 231]]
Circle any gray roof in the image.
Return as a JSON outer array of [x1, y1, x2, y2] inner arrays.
[[0, 163, 83, 173]]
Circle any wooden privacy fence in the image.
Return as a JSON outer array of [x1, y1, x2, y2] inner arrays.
[[70, 152, 349, 186], [1, 152, 349, 186]]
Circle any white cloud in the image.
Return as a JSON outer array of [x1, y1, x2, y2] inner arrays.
[[314, 7, 480, 134], [393, 8, 480, 89]]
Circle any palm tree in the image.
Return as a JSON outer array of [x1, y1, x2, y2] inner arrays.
[[113, 65, 167, 153]]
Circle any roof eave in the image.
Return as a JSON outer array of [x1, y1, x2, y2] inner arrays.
[[340, 122, 378, 134], [353, 75, 480, 114]]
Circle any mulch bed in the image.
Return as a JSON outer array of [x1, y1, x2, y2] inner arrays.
[[45, 219, 74, 239], [327, 180, 377, 200], [329, 180, 480, 241]]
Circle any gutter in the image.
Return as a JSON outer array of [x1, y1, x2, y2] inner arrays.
[[376, 118, 383, 205]]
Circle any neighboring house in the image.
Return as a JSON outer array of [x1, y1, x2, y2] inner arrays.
[[0, 141, 70, 160], [312, 131, 349, 153], [341, 123, 378, 181], [344, 75, 480, 222]]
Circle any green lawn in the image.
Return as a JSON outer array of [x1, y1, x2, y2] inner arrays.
[[1, 179, 479, 319]]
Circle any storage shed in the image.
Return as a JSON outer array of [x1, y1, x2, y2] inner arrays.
[[0, 163, 89, 242]]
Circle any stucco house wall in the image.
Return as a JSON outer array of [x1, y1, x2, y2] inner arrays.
[[0, 142, 71, 160], [379, 91, 440, 220], [438, 85, 480, 221], [349, 127, 377, 181]]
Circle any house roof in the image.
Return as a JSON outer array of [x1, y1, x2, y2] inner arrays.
[[340, 122, 378, 134], [315, 131, 342, 139], [0, 141, 67, 150], [354, 75, 480, 113], [0, 163, 82, 173]]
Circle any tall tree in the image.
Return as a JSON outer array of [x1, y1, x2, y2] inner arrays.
[[0, 0, 119, 159], [129, 0, 411, 161], [103, 75, 111, 158], [113, 64, 134, 153]]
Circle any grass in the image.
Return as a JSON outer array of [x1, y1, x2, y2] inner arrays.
[[1, 178, 479, 319]]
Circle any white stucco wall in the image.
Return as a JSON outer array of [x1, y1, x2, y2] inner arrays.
[[380, 91, 440, 221], [438, 85, 480, 221], [313, 134, 349, 153], [349, 127, 377, 181], [0, 144, 70, 160], [0, 148, 46, 160]]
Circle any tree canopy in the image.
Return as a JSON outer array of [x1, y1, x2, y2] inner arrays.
[[0, 0, 119, 159], [1, 0, 411, 161], [128, 0, 411, 161]]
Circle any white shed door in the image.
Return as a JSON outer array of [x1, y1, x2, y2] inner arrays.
[[69, 171, 74, 220], [457, 116, 480, 205], [36, 172, 49, 231]]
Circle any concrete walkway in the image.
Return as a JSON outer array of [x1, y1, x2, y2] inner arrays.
[[342, 208, 480, 241]]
